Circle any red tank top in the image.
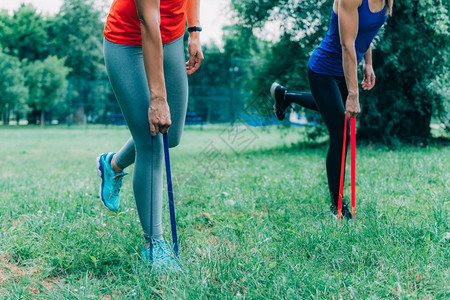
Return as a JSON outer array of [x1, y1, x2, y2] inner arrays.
[[104, 0, 186, 45]]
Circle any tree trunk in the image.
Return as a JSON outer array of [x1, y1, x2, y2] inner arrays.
[[3, 104, 9, 125], [40, 110, 45, 129], [4, 110, 9, 125], [412, 110, 432, 140], [73, 105, 86, 125]]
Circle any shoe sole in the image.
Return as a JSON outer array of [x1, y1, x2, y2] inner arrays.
[[270, 82, 287, 121], [270, 82, 279, 101], [95, 154, 115, 212]]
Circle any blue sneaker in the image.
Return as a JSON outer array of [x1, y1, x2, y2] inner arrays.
[[95, 152, 127, 211], [141, 240, 182, 273], [141, 244, 152, 264]]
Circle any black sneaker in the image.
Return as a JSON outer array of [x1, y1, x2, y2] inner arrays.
[[270, 82, 289, 121], [330, 203, 353, 220]]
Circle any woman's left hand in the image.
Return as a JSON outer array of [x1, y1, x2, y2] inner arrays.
[[362, 63, 376, 91], [186, 32, 204, 75]]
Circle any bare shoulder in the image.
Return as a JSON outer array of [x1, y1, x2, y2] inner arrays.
[[334, 0, 361, 13], [338, 0, 362, 9]]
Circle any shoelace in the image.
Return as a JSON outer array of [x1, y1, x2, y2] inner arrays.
[[150, 241, 182, 272], [154, 241, 171, 260], [154, 241, 181, 269], [112, 173, 126, 197]]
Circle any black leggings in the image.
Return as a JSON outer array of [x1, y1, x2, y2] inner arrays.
[[285, 68, 349, 207]]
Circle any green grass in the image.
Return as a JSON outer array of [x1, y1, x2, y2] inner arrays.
[[0, 125, 449, 299]]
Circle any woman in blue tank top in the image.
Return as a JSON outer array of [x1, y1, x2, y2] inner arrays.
[[271, 0, 393, 219]]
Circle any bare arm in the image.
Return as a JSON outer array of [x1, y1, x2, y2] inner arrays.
[[338, 0, 360, 118], [186, 0, 204, 75], [135, 0, 171, 135], [361, 45, 376, 91]]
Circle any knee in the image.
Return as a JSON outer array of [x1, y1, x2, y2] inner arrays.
[[135, 133, 159, 154], [168, 134, 181, 148], [329, 126, 350, 146], [136, 139, 153, 154], [167, 117, 185, 148]]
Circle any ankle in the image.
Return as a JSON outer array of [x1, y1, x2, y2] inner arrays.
[[111, 155, 123, 173]]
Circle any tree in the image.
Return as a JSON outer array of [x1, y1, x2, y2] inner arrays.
[[359, 0, 450, 142], [187, 24, 261, 123], [47, 0, 105, 124], [24, 56, 70, 128], [429, 63, 449, 134], [231, 0, 450, 142], [0, 51, 28, 124], [0, 10, 11, 48], [229, 0, 333, 132], [230, 0, 332, 90], [0, 4, 49, 61]]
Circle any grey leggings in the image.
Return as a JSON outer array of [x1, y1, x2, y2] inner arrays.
[[104, 36, 188, 242]]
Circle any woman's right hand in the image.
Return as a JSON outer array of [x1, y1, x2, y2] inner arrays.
[[135, 0, 170, 136], [148, 95, 171, 136], [345, 93, 360, 118]]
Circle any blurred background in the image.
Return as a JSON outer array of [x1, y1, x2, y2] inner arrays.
[[0, 0, 448, 143]]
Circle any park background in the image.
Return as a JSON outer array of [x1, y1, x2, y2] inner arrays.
[[1, 0, 449, 298]]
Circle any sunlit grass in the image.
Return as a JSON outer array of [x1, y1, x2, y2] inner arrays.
[[1, 125, 448, 298]]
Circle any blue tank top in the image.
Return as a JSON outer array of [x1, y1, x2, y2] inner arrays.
[[308, 0, 387, 77]]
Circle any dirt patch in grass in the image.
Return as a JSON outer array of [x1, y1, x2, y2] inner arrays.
[[0, 254, 31, 284], [0, 254, 60, 294]]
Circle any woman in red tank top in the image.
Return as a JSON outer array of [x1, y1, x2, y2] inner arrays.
[[96, 0, 203, 273]]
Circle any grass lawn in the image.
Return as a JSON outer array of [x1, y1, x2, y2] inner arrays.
[[0, 125, 448, 299]]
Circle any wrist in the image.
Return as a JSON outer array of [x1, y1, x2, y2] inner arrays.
[[348, 91, 359, 97], [189, 31, 201, 39], [150, 94, 167, 103], [188, 26, 202, 33]]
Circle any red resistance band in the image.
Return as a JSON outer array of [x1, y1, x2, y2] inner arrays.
[[337, 113, 356, 219]]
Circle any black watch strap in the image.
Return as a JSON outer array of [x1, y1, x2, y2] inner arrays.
[[188, 26, 202, 32]]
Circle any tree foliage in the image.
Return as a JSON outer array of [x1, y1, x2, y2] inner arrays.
[[48, 0, 104, 80], [0, 51, 28, 123], [47, 0, 108, 123], [187, 24, 263, 122], [229, 0, 333, 137], [231, 0, 449, 142], [0, 4, 49, 61], [0, 0, 116, 126], [24, 56, 70, 127], [359, 0, 450, 142], [231, 0, 332, 90]]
